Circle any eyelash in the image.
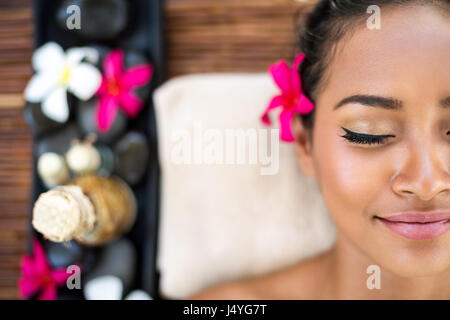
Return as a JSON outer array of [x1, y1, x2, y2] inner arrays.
[[340, 127, 395, 145]]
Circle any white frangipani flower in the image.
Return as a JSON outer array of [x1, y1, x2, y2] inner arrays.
[[24, 42, 101, 123]]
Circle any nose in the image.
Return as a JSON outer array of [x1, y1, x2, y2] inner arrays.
[[391, 142, 450, 201]]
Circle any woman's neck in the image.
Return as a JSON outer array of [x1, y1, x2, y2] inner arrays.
[[321, 232, 450, 299]]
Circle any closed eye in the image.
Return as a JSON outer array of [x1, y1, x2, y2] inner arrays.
[[340, 127, 395, 145]]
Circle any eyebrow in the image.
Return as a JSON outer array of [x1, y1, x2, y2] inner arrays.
[[333, 95, 403, 111], [334, 95, 450, 111], [440, 97, 450, 108]]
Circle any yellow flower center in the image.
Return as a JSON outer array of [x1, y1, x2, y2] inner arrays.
[[60, 65, 72, 85]]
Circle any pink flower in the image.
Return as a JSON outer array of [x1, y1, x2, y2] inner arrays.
[[261, 53, 315, 142], [18, 238, 72, 300], [96, 49, 154, 132]]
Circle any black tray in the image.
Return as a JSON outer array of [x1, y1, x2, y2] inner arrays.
[[26, 0, 165, 299]]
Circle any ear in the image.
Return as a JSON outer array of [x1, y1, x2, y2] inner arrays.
[[292, 115, 316, 179]]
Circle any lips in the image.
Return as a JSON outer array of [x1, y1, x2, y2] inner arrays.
[[376, 212, 450, 240]]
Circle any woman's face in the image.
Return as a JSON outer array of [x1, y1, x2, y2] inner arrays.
[[297, 6, 450, 277]]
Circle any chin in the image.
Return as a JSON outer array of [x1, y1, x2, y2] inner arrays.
[[373, 243, 450, 278]]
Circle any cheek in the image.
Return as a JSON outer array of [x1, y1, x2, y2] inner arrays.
[[312, 125, 390, 227]]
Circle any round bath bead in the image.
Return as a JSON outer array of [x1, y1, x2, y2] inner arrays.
[[114, 132, 149, 186], [37, 152, 70, 187], [66, 141, 101, 174], [56, 0, 129, 41]]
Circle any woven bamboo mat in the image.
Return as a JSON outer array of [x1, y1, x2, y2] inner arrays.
[[0, 0, 309, 299], [0, 0, 33, 300]]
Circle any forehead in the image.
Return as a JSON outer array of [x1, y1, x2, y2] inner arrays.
[[319, 6, 450, 105]]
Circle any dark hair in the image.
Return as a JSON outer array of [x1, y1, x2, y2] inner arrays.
[[296, 0, 450, 132]]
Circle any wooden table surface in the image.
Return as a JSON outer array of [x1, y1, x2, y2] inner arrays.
[[0, 0, 307, 299]]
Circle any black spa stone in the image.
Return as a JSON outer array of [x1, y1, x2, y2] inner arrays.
[[83, 238, 136, 295], [35, 123, 81, 158], [94, 143, 115, 177], [75, 46, 153, 145], [56, 0, 129, 41], [45, 240, 98, 276], [56, 288, 85, 300], [24, 93, 76, 137], [24, 102, 64, 137], [91, 46, 152, 103], [45, 241, 83, 269], [113, 131, 149, 186], [91, 45, 152, 102], [77, 97, 128, 145], [123, 50, 152, 103]]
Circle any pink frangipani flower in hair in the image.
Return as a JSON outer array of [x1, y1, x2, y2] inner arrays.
[[18, 238, 73, 300], [96, 49, 154, 132], [261, 53, 315, 142]]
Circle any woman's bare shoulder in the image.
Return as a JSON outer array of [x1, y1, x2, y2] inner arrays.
[[188, 250, 333, 300], [188, 280, 261, 300]]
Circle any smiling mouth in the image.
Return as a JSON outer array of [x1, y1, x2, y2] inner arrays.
[[375, 212, 450, 240]]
